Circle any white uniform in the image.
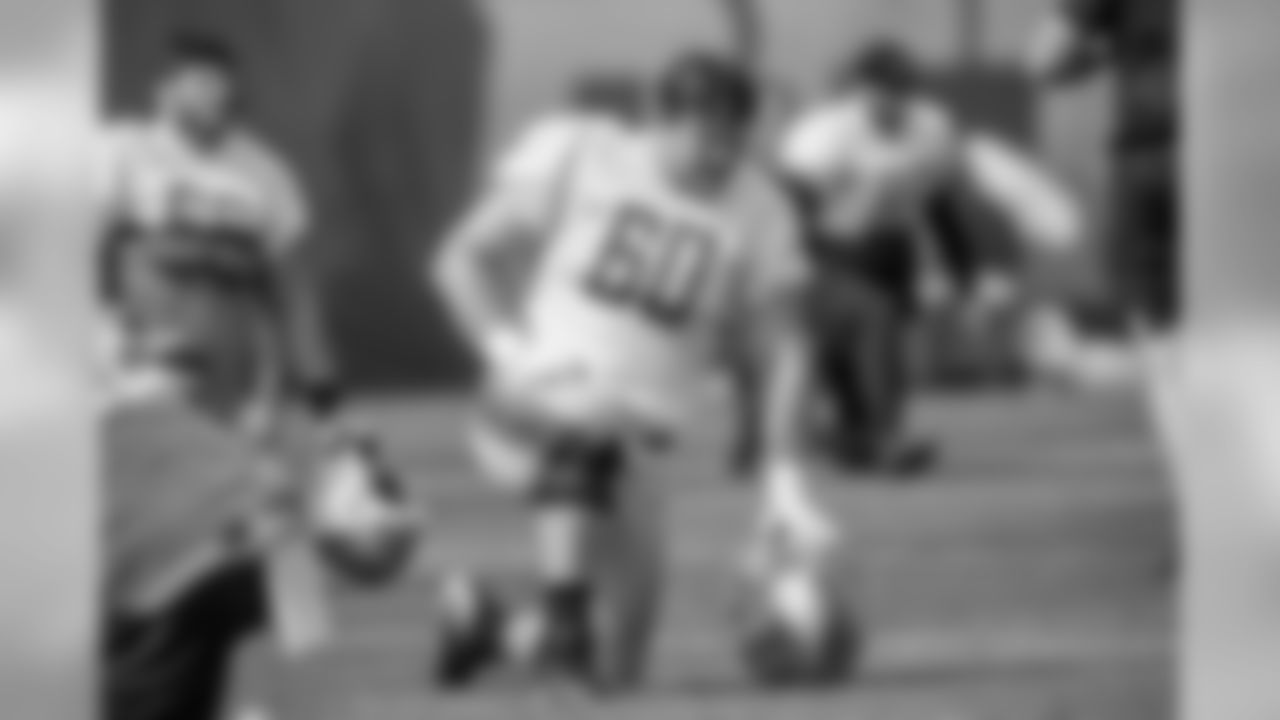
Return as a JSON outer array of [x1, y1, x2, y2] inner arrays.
[[104, 119, 308, 250], [470, 115, 805, 486], [101, 119, 312, 408], [778, 93, 959, 239], [780, 93, 1081, 252]]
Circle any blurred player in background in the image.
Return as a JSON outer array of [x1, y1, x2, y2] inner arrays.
[[102, 32, 337, 419], [101, 32, 339, 720], [1029, 0, 1179, 337], [433, 51, 835, 691], [779, 41, 1082, 474]]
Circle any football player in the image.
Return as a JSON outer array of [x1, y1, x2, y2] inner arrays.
[[101, 32, 334, 422], [431, 51, 835, 691], [779, 40, 1081, 472], [101, 32, 340, 720]]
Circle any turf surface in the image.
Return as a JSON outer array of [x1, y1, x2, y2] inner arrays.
[[221, 390, 1173, 720]]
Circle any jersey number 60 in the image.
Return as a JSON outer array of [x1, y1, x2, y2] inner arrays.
[[584, 204, 717, 328]]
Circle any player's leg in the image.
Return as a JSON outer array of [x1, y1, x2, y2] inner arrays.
[[438, 408, 618, 686], [590, 438, 667, 691], [805, 268, 880, 464], [435, 410, 541, 686], [853, 237, 936, 474], [523, 429, 671, 691], [445, 397, 669, 691], [810, 260, 932, 475], [858, 293, 908, 445], [524, 437, 623, 677], [104, 558, 267, 720]]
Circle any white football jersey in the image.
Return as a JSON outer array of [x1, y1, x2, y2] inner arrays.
[[778, 93, 960, 237], [490, 114, 805, 428], [103, 119, 309, 251]]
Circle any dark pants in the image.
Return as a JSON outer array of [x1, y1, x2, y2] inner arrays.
[[1111, 150, 1179, 331], [807, 233, 917, 451], [104, 560, 266, 720]]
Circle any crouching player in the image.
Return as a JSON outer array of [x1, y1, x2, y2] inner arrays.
[[779, 42, 1083, 471], [431, 52, 836, 692]]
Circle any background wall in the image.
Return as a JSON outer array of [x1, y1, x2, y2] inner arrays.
[[106, 0, 1112, 390]]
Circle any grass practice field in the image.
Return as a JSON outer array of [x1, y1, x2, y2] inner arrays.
[[233, 390, 1174, 720]]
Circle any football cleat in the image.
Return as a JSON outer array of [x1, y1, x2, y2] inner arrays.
[[431, 572, 507, 689], [736, 563, 861, 688]]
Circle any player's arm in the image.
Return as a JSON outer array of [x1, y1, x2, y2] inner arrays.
[[774, 107, 851, 241], [955, 131, 1084, 256], [752, 285, 811, 480], [244, 138, 311, 254], [431, 184, 543, 357], [430, 118, 578, 366], [234, 137, 345, 416], [1028, 0, 1120, 84]]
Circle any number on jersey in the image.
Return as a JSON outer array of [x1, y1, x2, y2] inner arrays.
[[585, 204, 717, 328]]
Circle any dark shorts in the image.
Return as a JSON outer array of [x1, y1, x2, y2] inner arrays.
[[1111, 150, 1179, 329], [475, 387, 672, 508], [103, 559, 266, 720], [808, 230, 919, 323]]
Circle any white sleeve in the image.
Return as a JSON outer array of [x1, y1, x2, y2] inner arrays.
[[777, 109, 846, 183], [490, 114, 588, 189], [240, 137, 311, 252], [471, 114, 594, 245], [962, 133, 1083, 252]]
